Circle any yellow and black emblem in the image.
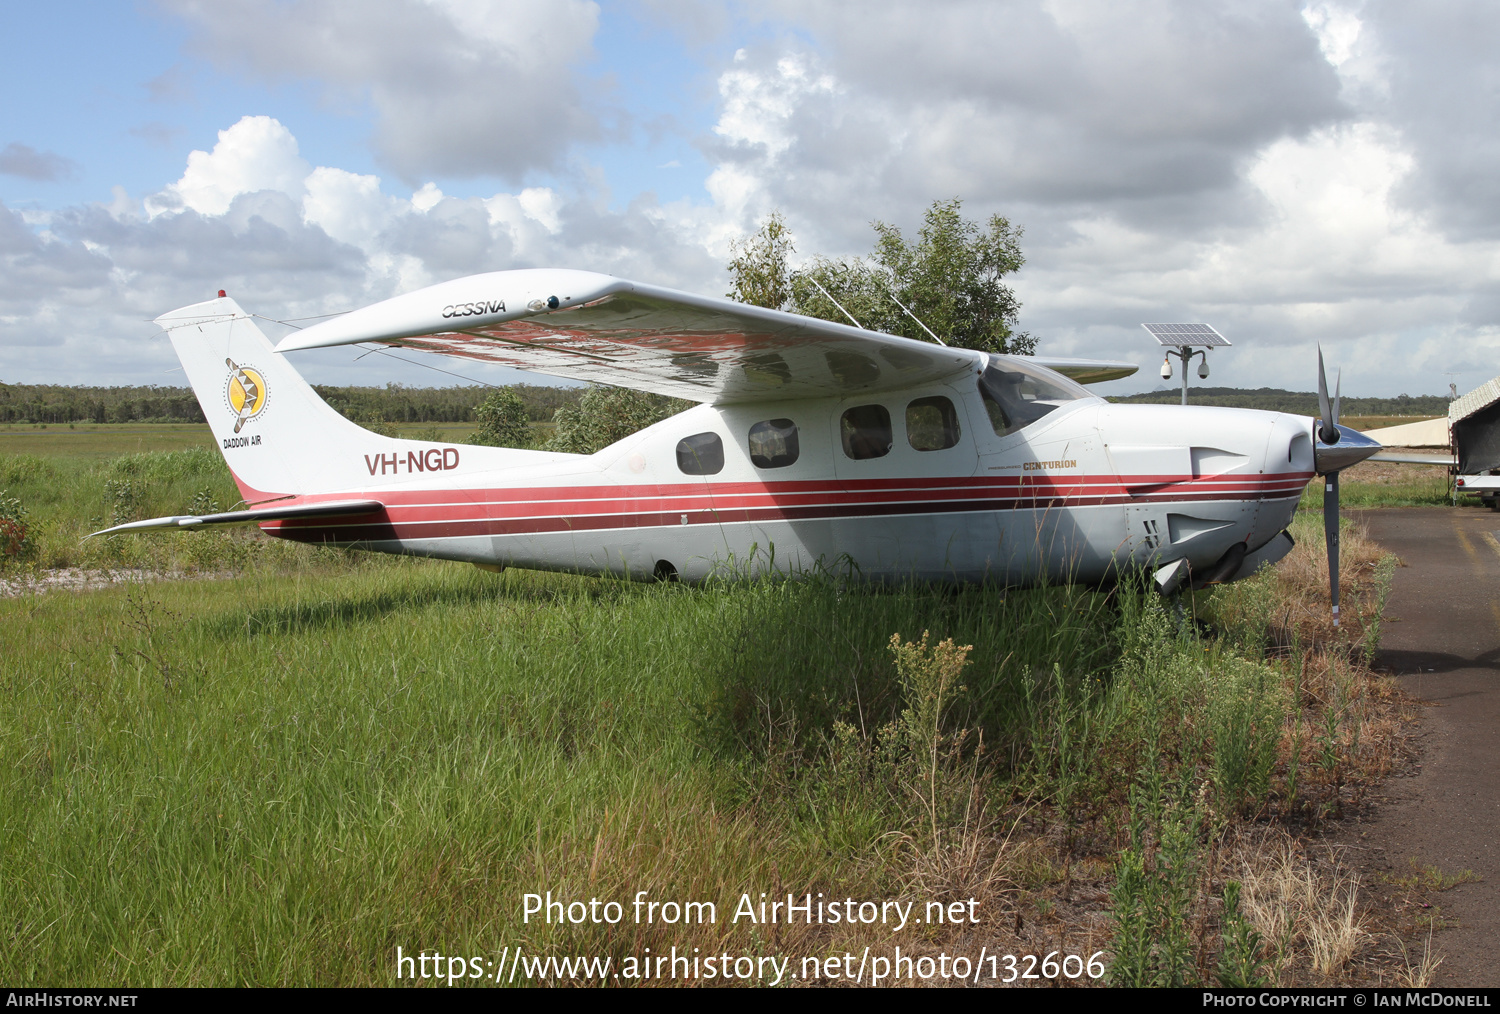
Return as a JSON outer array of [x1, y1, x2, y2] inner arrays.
[[225, 358, 268, 433]]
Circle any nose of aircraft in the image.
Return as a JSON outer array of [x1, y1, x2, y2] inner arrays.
[[1314, 423, 1382, 474]]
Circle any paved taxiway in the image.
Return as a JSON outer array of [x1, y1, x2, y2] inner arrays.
[[1355, 507, 1500, 985]]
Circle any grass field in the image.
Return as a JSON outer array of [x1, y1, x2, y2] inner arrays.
[[0, 426, 1438, 987], [0, 420, 548, 460], [0, 423, 218, 459]]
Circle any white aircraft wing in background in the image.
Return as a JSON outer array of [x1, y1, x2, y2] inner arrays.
[[274, 268, 1135, 402]]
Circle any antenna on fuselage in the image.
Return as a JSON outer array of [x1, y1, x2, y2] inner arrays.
[[882, 283, 948, 346]]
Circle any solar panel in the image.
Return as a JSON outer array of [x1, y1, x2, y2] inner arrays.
[[1141, 323, 1231, 347]]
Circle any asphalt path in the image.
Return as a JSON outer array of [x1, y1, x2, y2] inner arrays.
[[1355, 507, 1500, 986]]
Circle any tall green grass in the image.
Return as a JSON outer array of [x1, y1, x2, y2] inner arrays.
[[1, 548, 1329, 985], [0, 447, 301, 571], [0, 448, 1399, 986]]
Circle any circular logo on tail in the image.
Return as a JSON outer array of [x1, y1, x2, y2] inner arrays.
[[224, 358, 268, 434]]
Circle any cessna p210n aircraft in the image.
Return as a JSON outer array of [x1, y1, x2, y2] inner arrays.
[[99, 268, 1380, 613]]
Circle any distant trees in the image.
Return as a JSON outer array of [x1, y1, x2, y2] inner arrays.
[[0, 384, 208, 424], [0, 382, 584, 427], [726, 199, 1036, 356]]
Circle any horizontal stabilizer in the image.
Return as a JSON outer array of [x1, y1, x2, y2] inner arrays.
[[88, 499, 384, 538], [1025, 357, 1138, 385]]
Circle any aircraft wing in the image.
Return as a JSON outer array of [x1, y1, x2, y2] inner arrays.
[[274, 269, 1129, 404], [87, 499, 384, 538]]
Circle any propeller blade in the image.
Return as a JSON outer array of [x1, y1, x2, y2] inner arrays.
[[1316, 346, 1338, 444], [1317, 350, 1347, 627], [1325, 466, 1341, 628]]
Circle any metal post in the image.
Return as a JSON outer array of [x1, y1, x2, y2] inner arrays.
[[1180, 349, 1191, 405]]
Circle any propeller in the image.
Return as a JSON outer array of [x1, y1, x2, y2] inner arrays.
[[1320, 351, 1342, 626], [1313, 347, 1379, 628]]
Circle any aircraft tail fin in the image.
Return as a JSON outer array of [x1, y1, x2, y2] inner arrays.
[[157, 295, 562, 500]]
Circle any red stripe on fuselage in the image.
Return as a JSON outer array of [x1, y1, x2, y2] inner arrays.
[[262, 472, 1313, 543]]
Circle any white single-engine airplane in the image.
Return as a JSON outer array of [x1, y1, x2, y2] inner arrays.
[[100, 269, 1380, 615]]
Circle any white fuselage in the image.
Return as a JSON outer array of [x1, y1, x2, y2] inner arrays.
[[261, 381, 1315, 586]]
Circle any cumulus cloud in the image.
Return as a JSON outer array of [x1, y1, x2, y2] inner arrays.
[[681, 1, 1500, 395], [0, 115, 727, 386], [10, 3, 1500, 398], [703, 1, 1344, 240], [146, 116, 311, 217], [159, 0, 605, 182], [0, 143, 78, 182]]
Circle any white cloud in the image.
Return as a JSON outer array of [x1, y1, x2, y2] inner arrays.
[[302, 166, 399, 250], [12, 2, 1500, 400], [147, 116, 310, 218], [160, 0, 604, 182], [1302, 2, 1362, 68], [0, 114, 732, 386]]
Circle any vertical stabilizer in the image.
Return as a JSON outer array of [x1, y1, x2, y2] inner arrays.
[[157, 296, 563, 500]]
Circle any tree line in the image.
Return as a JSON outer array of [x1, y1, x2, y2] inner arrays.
[[1107, 387, 1449, 417], [0, 382, 581, 426]]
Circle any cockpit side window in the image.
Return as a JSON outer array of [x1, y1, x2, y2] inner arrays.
[[978, 356, 1094, 437]]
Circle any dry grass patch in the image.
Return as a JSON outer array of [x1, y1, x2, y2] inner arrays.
[[1235, 839, 1367, 982]]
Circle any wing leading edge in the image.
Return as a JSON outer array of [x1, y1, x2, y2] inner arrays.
[[274, 269, 1135, 402]]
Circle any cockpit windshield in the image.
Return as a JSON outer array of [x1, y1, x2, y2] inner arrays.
[[978, 355, 1096, 437]]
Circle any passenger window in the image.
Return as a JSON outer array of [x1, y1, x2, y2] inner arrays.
[[906, 396, 961, 451], [840, 405, 892, 460], [676, 432, 724, 475], [748, 418, 799, 469]]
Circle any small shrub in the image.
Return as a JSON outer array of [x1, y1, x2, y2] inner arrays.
[[103, 479, 142, 527], [470, 388, 534, 449], [1109, 799, 1203, 987], [1218, 880, 1270, 986], [1209, 659, 1284, 815], [545, 386, 689, 455], [887, 631, 973, 843], [0, 489, 33, 563], [188, 488, 221, 517], [0, 454, 54, 486]]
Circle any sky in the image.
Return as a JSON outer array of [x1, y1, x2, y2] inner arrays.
[[3, 0, 1499, 398]]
